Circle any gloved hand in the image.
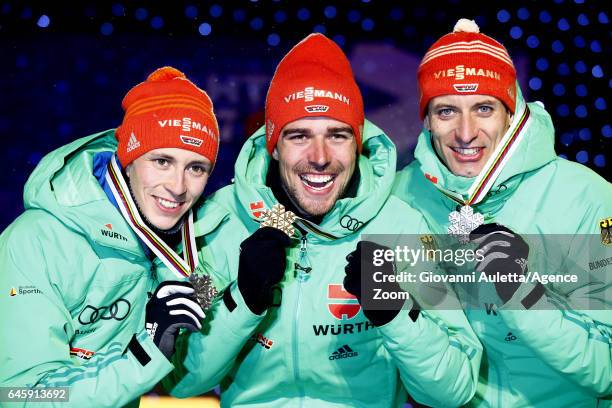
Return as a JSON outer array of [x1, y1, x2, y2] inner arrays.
[[344, 241, 407, 326], [238, 227, 291, 315], [470, 223, 529, 303], [145, 281, 205, 359]]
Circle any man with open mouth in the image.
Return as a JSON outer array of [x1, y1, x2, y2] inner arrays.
[[0, 67, 215, 407], [394, 18, 612, 407], [160, 33, 482, 407]]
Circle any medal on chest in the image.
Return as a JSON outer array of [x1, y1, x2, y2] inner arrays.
[[428, 105, 531, 242]]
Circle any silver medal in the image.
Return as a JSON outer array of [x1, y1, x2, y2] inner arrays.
[[448, 205, 484, 243]]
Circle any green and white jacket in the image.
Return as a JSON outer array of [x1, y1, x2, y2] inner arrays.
[[393, 87, 612, 407], [0, 131, 177, 407], [163, 120, 483, 407]]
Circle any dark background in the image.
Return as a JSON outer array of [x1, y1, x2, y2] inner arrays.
[[1, 1, 610, 232]]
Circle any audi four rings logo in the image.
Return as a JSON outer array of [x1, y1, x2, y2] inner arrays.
[[78, 299, 131, 325], [340, 215, 364, 232]]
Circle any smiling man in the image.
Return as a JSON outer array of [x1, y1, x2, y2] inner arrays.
[[393, 19, 612, 407], [0, 67, 214, 407], [161, 34, 482, 407]]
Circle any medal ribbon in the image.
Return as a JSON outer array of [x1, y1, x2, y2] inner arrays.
[[433, 104, 531, 207], [295, 218, 339, 240], [105, 155, 198, 278]]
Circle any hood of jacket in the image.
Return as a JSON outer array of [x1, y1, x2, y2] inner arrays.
[[229, 119, 397, 240], [23, 130, 144, 256], [412, 84, 557, 213]]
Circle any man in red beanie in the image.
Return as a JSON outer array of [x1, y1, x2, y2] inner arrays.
[[394, 19, 611, 406], [0, 66, 218, 407], [162, 34, 482, 407]]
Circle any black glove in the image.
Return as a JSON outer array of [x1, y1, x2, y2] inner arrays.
[[470, 223, 529, 303], [145, 281, 205, 359], [238, 227, 291, 315], [344, 241, 407, 326]]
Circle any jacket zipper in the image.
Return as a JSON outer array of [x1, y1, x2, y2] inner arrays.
[[292, 235, 309, 401]]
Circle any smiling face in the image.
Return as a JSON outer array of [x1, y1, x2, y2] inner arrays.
[[126, 148, 211, 230], [426, 94, 513, 178], [273, 117, 357, 217]]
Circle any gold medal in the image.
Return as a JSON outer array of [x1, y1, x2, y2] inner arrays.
[[259, 204, 296, 237]]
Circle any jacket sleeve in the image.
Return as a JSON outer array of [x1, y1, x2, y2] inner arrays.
[[163, 282, 265, 397], [161, 219, 265, 398], [379, 307, 482, 407], [498, 205, 612, 397], [370, 213, 482, 407], [0, 219, 174, 408]]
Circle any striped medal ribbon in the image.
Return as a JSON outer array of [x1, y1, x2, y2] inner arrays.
[[434, 104, 531, 243], [105, 155, 198, 279], [258, 203, 339, 240]]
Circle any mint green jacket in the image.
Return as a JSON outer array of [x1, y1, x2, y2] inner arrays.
[[393, 88, 612, 407], [0, 131, 176, 407], [163, 121, 482, 407]]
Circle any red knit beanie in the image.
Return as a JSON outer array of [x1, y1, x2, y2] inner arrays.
[[265, 33, 364, 154], [417, 19, 517, 119], [115, 66, 219, 167]]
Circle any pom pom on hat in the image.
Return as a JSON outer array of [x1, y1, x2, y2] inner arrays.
[[147, 66, 187, 81], [453, 18, 480, 33]]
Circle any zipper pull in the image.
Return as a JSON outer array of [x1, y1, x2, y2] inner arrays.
[[295, 235, 312, 282]]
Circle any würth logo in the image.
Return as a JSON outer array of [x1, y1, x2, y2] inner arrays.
[[100, 224, 128, 242], [305, 105, 329, 113], [180, 135, 203, 147], [126, 132, 141, 152], [249, 201, 265, 219], [284, 87, 350, 105], [327, 284, 361, 320], [453, 83, 479, 93], [329, 344, 358, 361]]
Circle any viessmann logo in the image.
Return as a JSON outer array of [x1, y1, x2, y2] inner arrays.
[[285, 87, 350, 105], [434, 65, 501, 81], [158, 117, 218, 140]]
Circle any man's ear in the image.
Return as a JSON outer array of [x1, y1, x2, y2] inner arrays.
[[125, 164, 132, 177], [272, 148, 279, 161], [506, 110, 514, 128], [424, 114, 431, 131]]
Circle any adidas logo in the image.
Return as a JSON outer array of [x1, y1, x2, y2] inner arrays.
[[329, 344, 358, 361], [505, 332, 517, 342], [126, 132, 141, 152]]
